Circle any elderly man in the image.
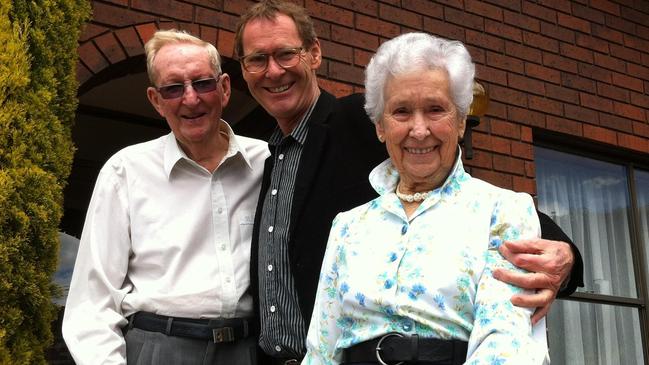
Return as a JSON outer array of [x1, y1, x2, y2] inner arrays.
[[62, 30, 269, 364], [233, 1, 583, 363]]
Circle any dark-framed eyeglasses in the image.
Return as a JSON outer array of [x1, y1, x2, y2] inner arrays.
[[155, 75, 221, 99], [239, 47, 305, 73]]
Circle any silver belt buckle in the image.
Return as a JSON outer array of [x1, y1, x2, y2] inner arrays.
[[375, 332, 404, 365], [212, 327, 234, 343]]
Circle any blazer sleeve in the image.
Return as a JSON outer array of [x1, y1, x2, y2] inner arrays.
[[537, 210, 585, 297]]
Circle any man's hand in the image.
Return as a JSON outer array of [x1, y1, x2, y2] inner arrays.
[[493, 238, 574, 324]]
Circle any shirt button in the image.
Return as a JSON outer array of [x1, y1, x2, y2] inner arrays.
[[278, 154, 284, 160], [271, 189, 278, 196], [267, 264, 273, 271], [217, 207, 223, 214], [270, 305, 276, 312], [275, 345, 281, 352], [220, 244, 226, 251], [225, 277, 231, 283], [268, 226, 274, 233]]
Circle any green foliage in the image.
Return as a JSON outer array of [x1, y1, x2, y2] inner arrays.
[[0, 0, 90, 363]]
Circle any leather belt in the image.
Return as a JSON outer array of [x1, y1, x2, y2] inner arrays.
[[129, 311, 258, 343], [342, 333, 467, 365]]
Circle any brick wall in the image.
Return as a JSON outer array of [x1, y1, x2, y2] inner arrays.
[[78, 0, 649, 194]]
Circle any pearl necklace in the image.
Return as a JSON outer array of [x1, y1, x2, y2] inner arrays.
[[395, 183, 433, 203]]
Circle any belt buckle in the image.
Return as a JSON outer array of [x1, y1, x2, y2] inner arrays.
[[212, 327, 234, 343], [375, 332, 404, 365], [283, 360, 299, 365]]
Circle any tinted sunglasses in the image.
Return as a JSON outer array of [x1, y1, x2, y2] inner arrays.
[[156, 75, 220, 99]]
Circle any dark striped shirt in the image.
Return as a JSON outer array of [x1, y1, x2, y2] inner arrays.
[[258, 101, 316, 358]]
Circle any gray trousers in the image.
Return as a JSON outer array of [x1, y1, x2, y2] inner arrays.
[[125, 327, 258, 365]]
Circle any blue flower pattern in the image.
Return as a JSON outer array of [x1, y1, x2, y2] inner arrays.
[[303, 157, 548, 365]]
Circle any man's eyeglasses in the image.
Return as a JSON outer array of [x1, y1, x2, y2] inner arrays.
[[239, 47, 305, 73], [155, 75, 220, 99]]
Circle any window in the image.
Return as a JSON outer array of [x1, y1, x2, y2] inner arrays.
[[535, 146, 648, 365]]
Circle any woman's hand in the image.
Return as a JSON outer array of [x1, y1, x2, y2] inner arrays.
[[493, 239, 574, 324]]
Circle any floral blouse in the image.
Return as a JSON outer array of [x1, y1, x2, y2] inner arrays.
[[302, 156, 548, 365]]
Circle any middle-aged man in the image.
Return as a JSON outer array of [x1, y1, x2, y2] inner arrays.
[[233, 1, 584, 363], [62, 30, 269, 364]]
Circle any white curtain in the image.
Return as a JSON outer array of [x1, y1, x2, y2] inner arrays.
[[535, 147, 645, 365], [636, 170, 649, 302]]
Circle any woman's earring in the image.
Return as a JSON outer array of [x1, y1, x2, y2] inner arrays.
[[378, 135, 385, 143]]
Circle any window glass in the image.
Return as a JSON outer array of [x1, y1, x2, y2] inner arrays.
[[53, 232, 80, 306], [635, 169, 649, 299], [536, 147, 636, 298]]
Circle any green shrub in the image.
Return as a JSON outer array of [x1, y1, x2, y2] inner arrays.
[[0, 0, 90, 363]]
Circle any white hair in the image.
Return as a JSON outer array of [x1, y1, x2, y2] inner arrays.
[[364, 32, 475, 124]]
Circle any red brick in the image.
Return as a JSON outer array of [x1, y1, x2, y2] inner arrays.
[[467, 1, 503, 21], [540, 21, 575, 43], [606, 13, 635, 34], [620, 6, 648, 25], [614, 102, 646, 122], [331, 0, 377, 16], [630, 91, 649, 109], [178, 23, 200, 37], [546, 115, 583, 136], [505, 41, 542, 63], [511, 140, 533, 159], [464, 149, 493, 170], [94, 32, 127, 65], [486, 52, 524, 74], [546, 84, 579, 103], [558, 12, 591, 33], [508, 105, 546, 128], [591, 23, 623, 44], [329, 61, 364, 85], [599, 113, 633, 133], [196, 8, 239, 32], [466, 30, 505, 52], [572, 3, 606, 23], [543, 53, 578, 73], [131, 0, 193, 22], [562, 72, 596, 92], [185, 0, 222, 8], [509, 73, 545, 95], [331, 25, 378, 51], [524, 160, 535, 178], [485, 20, 522, 42], [80, 23, 110, 42], [623, 34, 649, 54], [104, 0, 128, 5], [590, 0, 620, 16], [503, 10, 539, 32], [522, 31, 558, 53], [565, 104, 599, 123], [319, 40, 353, 63], [355, 14, 400, 38], [76, 62, 93, 85], [115, 27, 144, 57], [513, 176, 536, 195], [594, 53, 625, 73], [466, 45, 486, 65], [92, 2, 158, 27], [78, 42, 109, 74], [474, 133, 512, 155], [354, 49, 372, 67], [488, 0, 521, 12], [472, 167, 513, 189], [423, 17, 465, 43], [584, 124, 617, 145], [486, 100, 508, 120], [445, 6, 484, 30], [217, 30, 235, 59], [578, 63, 611, 83], [617, 133, 649, 153], [224, 0, 255, 15], [522, 2, 556, 23], [493, 154, 525, 175], [402, 0, 443, 18], [581, 93, 613, 113], [200, 26, 218, 46], [627, 63, 649, 82], [306, 0, 354, 27], [597, 82, 629, 102], [538, 0, 571, 13], [560, 43, 594, 63], [317, 78, 354, 98], [529, 95, 563, 116], [525, 63, 560, 84], [609, 44, 642, 64], [576, 34, 609, 54], [521, 126, 533, 142], [380, 3, 422, 29], [490, 84, 527, 107], [611, 72, 644, 92], [491, 119, 521, 139], [633, 121, 649, 138], [135, 23, 158, 45]]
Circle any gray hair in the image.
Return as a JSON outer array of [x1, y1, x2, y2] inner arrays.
[[144, 29, 222, 85], [364, 32, 475, 124]]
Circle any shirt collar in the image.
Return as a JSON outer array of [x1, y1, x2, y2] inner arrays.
[[163, 120, 253, 178], [268, 96, 319, 147]]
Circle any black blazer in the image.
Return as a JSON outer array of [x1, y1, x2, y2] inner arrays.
[[249, 91, 583, 329]]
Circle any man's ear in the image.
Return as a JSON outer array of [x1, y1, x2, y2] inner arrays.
[[147, 87, 165, 118], [220, 73, 231, 108], [308, 39, 322, 70]]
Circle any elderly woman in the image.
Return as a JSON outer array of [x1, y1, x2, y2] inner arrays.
[[301, 33, 548, 365]]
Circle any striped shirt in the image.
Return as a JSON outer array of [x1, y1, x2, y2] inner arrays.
[[258, 101, 317, 358]]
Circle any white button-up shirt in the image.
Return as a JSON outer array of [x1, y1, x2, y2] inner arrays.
[[62, 124, 269, 364]]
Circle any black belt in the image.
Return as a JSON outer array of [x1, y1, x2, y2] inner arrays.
[[342, 333, 467, 365], [129, 311, 258, 343]]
